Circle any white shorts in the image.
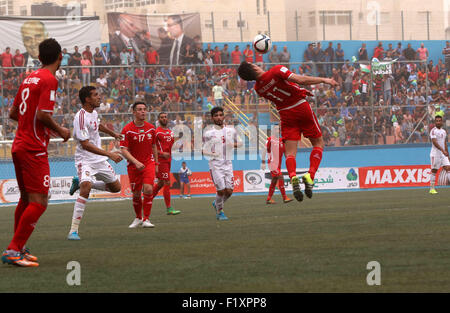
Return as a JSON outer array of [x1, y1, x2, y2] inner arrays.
[[209, 160, 234, 191], [430, 154, 450, 170], [76, 161, 118, 184]]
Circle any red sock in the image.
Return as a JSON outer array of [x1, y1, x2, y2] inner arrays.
[[143, 193, 153, 220], [267, 180, 277, 200], [14, 198, 29, 233], [309, 147, 323, 180], [163, 185, 171, 208], [8, 202, 46, 252], [132, 195, 142, 219], [278, 179, 287, 198], [152, 184, 163, 198], [285, 155, 297, 178]]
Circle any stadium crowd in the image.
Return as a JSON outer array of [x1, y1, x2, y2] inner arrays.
[[0, 40, 448, 148]]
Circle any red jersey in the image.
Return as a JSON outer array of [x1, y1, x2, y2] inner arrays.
[[120, 121, 156, 168], [254, 65, 312, 111], [266, 136, 284, 166], [155, 127, 174, 163], [12, 68, 58, 153]]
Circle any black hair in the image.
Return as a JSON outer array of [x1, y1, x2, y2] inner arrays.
[[132, 101, 147, 110], [238, 61, 257, 81], [168, 14, 183, 29], [39, 38, 61, 65], [79, 86, 96, 105], [210, 106, 224, 117], [158, 112, 167, 118]]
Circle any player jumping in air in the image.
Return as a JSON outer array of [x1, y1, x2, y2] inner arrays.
[[120, 101, 159, 228], [152, 112, 181, 215], [2, 38, 71, 267], [261, 125, 292, 204], [67, 86, 123, 240], [203, 107, 242, 220], [429, 114, 449, 194], [238, 61, 338, 202]]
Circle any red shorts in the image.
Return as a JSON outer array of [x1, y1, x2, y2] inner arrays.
[[128, 163, 155, 192], [279, 101, 322, 141], [157, 162, 171, 181], [12, 151, 50, 194]]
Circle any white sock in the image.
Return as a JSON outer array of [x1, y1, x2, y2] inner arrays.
[[70, 196, 88, 233], [430, 172, 436, 188], [215, 194, 224, 213]]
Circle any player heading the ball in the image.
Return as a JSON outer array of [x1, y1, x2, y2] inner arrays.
[[238, 61, 338, 202]]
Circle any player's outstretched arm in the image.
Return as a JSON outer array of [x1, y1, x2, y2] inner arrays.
[[36, 110, 70, 142], [80, 139, 123, 163], [288, 73, 339, 88]]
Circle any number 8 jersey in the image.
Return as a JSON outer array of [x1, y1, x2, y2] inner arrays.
[[12, 68, 58, 153]]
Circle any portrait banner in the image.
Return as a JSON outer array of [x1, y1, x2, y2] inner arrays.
[[0, 16, 101, 68], [107, 12, 202, 66]]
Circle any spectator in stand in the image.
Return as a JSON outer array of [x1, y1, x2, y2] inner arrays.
[[373, 42, 384, 60], [193, 41, 204, 64], [255, 50, 264, 66], [243, 44, 254, 63], [12, 49, 25, 74], [221, 44, 230, 64], [404, 43, 416, 61], [443, 41, 450, 72], [212, 80, 224, 106], [80, 53, 92, 86], [393, 42, 403, 59], [61, 48, 70, 67], [212, 46, 222, 64], [101, 45, 110, 66], [279, 46, 291, 70], [335, 43, 344, 68], [93, 47, 103, 77], [358, 43, 368, 62], [146, 45, 159, 65], [109, 45, 121, 65], [120, 47, 130, 65], [181, 43, 195, 65], [70, 45, 82, 75], [268, 44, 280, 65], [323, 42, 334, 75], [1, 47, 13, 74], [231, 45, 242, 65], [304, 43, 314, 62], [416, 43, 429, 62], [204, 43, 214, 57]]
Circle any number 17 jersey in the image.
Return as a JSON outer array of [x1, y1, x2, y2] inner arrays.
[[12, 68, 58, 153], [254, 65, 312, 111]]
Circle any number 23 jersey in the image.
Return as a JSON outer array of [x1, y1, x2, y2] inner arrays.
[[12, 68, 58, 153]]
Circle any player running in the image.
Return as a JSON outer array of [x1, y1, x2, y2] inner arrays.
[[203, 107, 242, 220], [261, 126, 292, 204], [152, 112, 180, 215], [429, 114, 449, 194], [238, 61, 338, 202], [120, 101, 159, 228], [67, 86, 123, 240], [2, 38, 70, 267]]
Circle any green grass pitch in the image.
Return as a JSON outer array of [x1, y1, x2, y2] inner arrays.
[[0, 188, 449, 292]]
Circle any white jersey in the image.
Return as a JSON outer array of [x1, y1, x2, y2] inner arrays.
[[203, 125, 239, 169], [73, 108, 108, 164], [430, 127, 447, 157]]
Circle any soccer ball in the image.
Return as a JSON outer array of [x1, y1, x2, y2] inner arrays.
[[253, 34, 272, 54]]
